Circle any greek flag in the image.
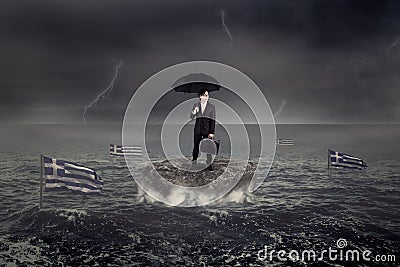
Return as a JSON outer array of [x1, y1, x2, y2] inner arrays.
[[43, 156, 103, 194], [329, 150, 367, 170], [109, 144, 142, 156], [276, 139, 294, 146]]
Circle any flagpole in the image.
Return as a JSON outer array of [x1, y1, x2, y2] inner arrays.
[[39, 154, 44, 210], [327, 149, 330, 177]]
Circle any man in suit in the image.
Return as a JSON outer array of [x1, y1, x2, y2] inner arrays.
[[190, 89, 216, 171]]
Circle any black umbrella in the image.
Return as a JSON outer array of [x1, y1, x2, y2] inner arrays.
[[172, 73, 221, 93]]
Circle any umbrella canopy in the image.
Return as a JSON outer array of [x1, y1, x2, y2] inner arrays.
[[172, 73, 221, 93]]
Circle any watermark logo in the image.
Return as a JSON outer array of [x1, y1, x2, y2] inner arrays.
[[257, 239, 396, 263], [336, 238, 347, 249]]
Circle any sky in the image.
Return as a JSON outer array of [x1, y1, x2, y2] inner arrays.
[[1, 0, 400, 124]]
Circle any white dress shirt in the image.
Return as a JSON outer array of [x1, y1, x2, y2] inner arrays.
[[201, 101, 207, 114]]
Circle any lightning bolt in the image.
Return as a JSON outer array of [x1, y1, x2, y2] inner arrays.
[[386, 38, 400, 57], [82, 60, 122, 124], [220, 9, 233, 46], [273, 99, 286, 118]]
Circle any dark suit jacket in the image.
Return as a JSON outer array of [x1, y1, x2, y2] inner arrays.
[[190, 102, 215, 135]]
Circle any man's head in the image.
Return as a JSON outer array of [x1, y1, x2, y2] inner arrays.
[[198, 89, 209, 103]]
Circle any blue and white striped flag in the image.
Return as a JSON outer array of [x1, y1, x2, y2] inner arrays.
[[329, 150, 367, 170], [109, 144, 142, 156], [276, 139, 294, 146], [43, 156, 103, 194]]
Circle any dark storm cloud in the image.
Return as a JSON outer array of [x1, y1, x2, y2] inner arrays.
[[0, 0, 222, 122], [0, 0, 399, 123]]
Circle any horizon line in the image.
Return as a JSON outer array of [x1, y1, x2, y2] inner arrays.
[[4, 122, 400, 126]]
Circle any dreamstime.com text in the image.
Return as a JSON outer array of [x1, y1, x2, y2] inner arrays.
[[257, 239, 396, 263]]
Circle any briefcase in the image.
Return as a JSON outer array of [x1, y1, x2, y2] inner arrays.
[[200, 138, 220, 155]]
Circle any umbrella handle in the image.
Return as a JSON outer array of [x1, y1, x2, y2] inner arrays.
[[193, 104, 200, 114], [195, 102, 201, 114]]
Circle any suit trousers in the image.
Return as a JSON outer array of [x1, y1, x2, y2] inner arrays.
[[192, 134, 212, 164]]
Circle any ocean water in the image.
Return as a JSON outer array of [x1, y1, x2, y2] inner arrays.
[[0, 124, 399, 266]]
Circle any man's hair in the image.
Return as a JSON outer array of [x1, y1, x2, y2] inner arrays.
[[198, 89, 209, 97]]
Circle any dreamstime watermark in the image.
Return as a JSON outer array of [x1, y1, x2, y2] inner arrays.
[[257, 238, 396, 263]]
